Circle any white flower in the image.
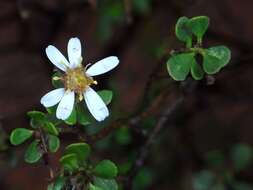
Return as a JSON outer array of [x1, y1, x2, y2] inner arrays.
[[40, 37, 119, 121]]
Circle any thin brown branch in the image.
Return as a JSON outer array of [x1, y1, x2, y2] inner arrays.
[[39, 128, 54, 180], [124, 96, 184, 189]]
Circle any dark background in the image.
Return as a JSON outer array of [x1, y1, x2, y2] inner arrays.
[[1, 0, 253, 189]]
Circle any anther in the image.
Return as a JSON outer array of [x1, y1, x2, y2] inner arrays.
[[53, 76, 62, 81], [79, 94, 83, 101]]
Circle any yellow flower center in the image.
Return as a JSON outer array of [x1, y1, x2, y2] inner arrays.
[[63, 66, 97, 99]]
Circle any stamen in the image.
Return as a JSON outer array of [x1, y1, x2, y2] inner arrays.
[[53, 76, 62, 81], [93, 80, 98, 85], [79, 94, 83, 101], [63, 66, 96, 95]]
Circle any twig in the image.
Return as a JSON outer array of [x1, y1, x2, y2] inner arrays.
[[39, 128, 54, 180], [124, 0, 132, 23], [124, 96, 184, 189]]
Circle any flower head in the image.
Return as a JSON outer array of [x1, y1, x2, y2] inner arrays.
[[40, 37, 119, 121]]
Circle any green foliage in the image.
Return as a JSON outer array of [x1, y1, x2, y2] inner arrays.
[[28, 110, 59, 135], [52, 72, 63, 88], [118, 161, 132, 175], [64, 107, 77, 125], [53, 176, 66, 190], [48, 135, 60, 153], [189, 16, 209, 42], [93, 160, 118, 179], [47, 183, 54, 190], [193, 170, 215, 190], [203, 46, 231, 74], [168, 16, 231, 81], [115, 126, 132, 145], [97, 1, 124, 42], [77, 111, 92, 126], [59, 153, 79, 172], [191, 58, 204, 80], [27, 111, 46, 121], [175, 17, 192, 44], [132, 0, 152, 14], [89, 183, 103, 190], [64, 142, 91, 162], [10, 128, 34, 145], [93, 177, 118, 190], [77, 104, 92, 126], [166, 53, 195, 81], [24, 140, 42, 163], [42, 122, 59, 136], [133, 168, 153, 190], [230, 144, 253, 172], [97, 90, 113, 105], [176, 16, 209, 45]]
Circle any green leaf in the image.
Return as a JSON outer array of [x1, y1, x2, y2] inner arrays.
[[118, 162, 132, 175], [53, 176, 66, 190], [115, 126, 132, 145], [133, 168, 153, 190], [231, 144, 253, 172], [94, 160, 118, 179], [65, 143, 91, 162], [28, 111, 47, 128], [27, 111, 46, 121], [97, 90, 113, 105], [203, 46, 231, 74], [78, 112, 91, 126], [48, 135, 60, 153], [64, 107, 77, 125], [59, 153, 79, 172], [47, 105, 57, 115], [77, 104, 92, 126], [46, 106, 62, 126], [132, 0, 151, 14], [189, 16, 210, 41], [167, 53, 195, 81], [88, 183, 103, 190], [24, 140, 42, 163], [193, 170, 215, 190], [93, 177, 118, 190], [10, 128, 34, 145], [175, 16, 192, 44], [42, 122, 59, 136], [191, 59, 204, 80], [52, 72, 64, 88], [48, 183, 54, 190]]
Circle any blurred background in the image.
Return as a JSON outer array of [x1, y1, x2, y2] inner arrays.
[[1, 0, 253, 189]]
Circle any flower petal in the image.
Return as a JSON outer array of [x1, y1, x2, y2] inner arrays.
[[67, 37, 82, 68], [83, 87, 109, 121], [46, 45, 70, 71], [56, 91, 75, 120], [85, 56, 119, 77], [40, 88, 65, 107]]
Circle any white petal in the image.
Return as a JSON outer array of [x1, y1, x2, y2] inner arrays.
[[86, 56, 119, 77], [68, 37, 82, 68], [56, 91, 75, 120], [46, 45, 70, 72], [84, 87, 109, 121], [40, 88, 65, 107]]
